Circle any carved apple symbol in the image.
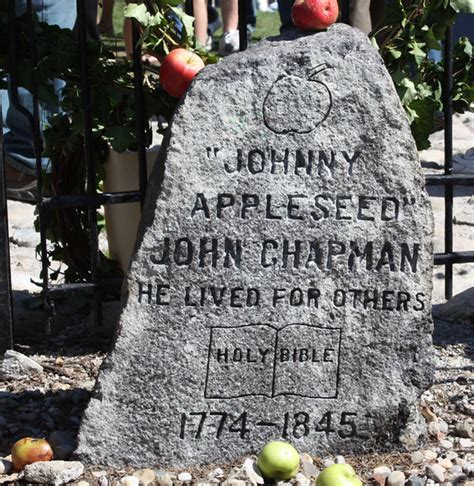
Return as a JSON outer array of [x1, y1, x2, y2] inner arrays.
[[263, 64, 332, 134]]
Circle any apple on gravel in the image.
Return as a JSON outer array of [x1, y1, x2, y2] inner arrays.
[[291, 0, 339, 31], [160, 48, 205, 99], [257, 441, 300, 480], [316, 463, 363, 486], [11, 437, 54, 472]]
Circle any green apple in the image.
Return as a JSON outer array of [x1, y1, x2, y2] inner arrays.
[[257, 441, 300, 480], [316, 464, 363, 486]]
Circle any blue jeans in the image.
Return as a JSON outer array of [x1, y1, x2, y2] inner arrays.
[[1, 0, 77, 174]]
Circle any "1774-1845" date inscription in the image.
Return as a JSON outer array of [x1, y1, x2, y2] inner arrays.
[[179, 410, 358, 440]]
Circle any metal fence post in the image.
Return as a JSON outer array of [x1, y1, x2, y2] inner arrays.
[[0, 137, 14, 353]]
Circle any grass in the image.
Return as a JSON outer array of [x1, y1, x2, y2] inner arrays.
[[100, 0, 281, 53]]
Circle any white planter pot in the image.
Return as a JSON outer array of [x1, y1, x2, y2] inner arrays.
[[103, 145, 160, 272]]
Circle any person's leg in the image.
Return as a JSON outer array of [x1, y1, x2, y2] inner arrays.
[[349, 0, 372, 34], [2, 0, 77, 181], [219, 0, 239, 55], [221, 0, 238, 32], [193, 0, 209, 46], [98, 0, 115, 34], [277, 0, 294, 33]]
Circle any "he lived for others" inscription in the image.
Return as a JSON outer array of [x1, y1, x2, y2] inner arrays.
[[77, 24, 434, 468]]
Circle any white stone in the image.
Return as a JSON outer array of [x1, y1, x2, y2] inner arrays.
[[120, 476, 140, 486], [426, 464, 446, 483], [177, 472, 192, 482], [21, 461, 84, 486], [460, 438, 474, 449], [411, 451, 425, 464], [0, 459, 12, 475], [463, 463, 474, 476], [0, 350, 43, 379], [440, 439, 454, 450], [373, 466, 391, 477], [242, 458, 264, 485], [294, 472, 310, 486], [335, 455, 346, 464], [387, 471, 405, 486], [423, 450, 438, 461], [133, 469, 156, 485], [438, 458, 453, 469]]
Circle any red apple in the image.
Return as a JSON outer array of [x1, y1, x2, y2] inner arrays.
[[160, 48, 205, 98], [11, 438, 54, 472], [291, 0, 339, 31]]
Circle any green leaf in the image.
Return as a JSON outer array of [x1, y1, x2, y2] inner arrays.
[[124, 3, 151, 24], [160, 0, 183, 7], [450, 0, 474, 12], [398, 78, 417, 105], [104, 126, 135, 153], [408, 98, 438, 150], [408, 41, 427, 65]]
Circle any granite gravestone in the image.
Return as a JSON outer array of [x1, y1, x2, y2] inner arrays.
[[77, 24, 434, 467]]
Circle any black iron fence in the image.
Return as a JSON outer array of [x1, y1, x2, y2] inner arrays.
[[1, 0, 473, 352]]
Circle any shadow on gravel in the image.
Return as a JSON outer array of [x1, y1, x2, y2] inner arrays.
[[0, 387, 89, 457], [12, 290, 119, 356]]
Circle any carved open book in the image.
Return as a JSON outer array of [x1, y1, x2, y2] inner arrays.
[[205, 324, 342, 399]]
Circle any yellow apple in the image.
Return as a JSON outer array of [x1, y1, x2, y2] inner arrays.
[[257, 441, 300, 480], [11, 438, 54, 472], [316, 463, 363, 486]]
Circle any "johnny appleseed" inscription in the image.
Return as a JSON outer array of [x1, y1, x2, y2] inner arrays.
[[77, 24, 434, 468]]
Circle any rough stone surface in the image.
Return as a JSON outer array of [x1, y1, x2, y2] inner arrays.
[[76, 24, 434, 467], [21, 460, 84, 485], [0, 350, 42, 379]]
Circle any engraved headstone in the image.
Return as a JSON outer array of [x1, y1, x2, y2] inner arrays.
[[77, 24, 434, 467]]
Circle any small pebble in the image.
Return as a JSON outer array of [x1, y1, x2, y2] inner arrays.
[[454, 457, 466, 467], [440, 439, 453, 450], [208, 468, 224, 480], [0, 459, 12, 475], [178, 472, 192, 482], [120, 476, 139, 486], [459, 438, 474, 449], [374, 466, 391, 477], [411, 451, 424, 464], [438, 458, 453, 469], [426, 464, 446, 483], [92, 471, 108, 478], [387, 471, 405, 486], [450, 465, 464, 477], [335, 455, 346, 464], [133, 468, 156, 485], [77, 482, 90, 486], [154, 470, 172, 486], [423, 450, 438, 461], [98, 476, 109, 486], [294, 473, 310, 486], [224, 481, 246, 486], [406, 476, 424, 486], [463, 463, 474, 476], [455, 421, 472, 438]]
